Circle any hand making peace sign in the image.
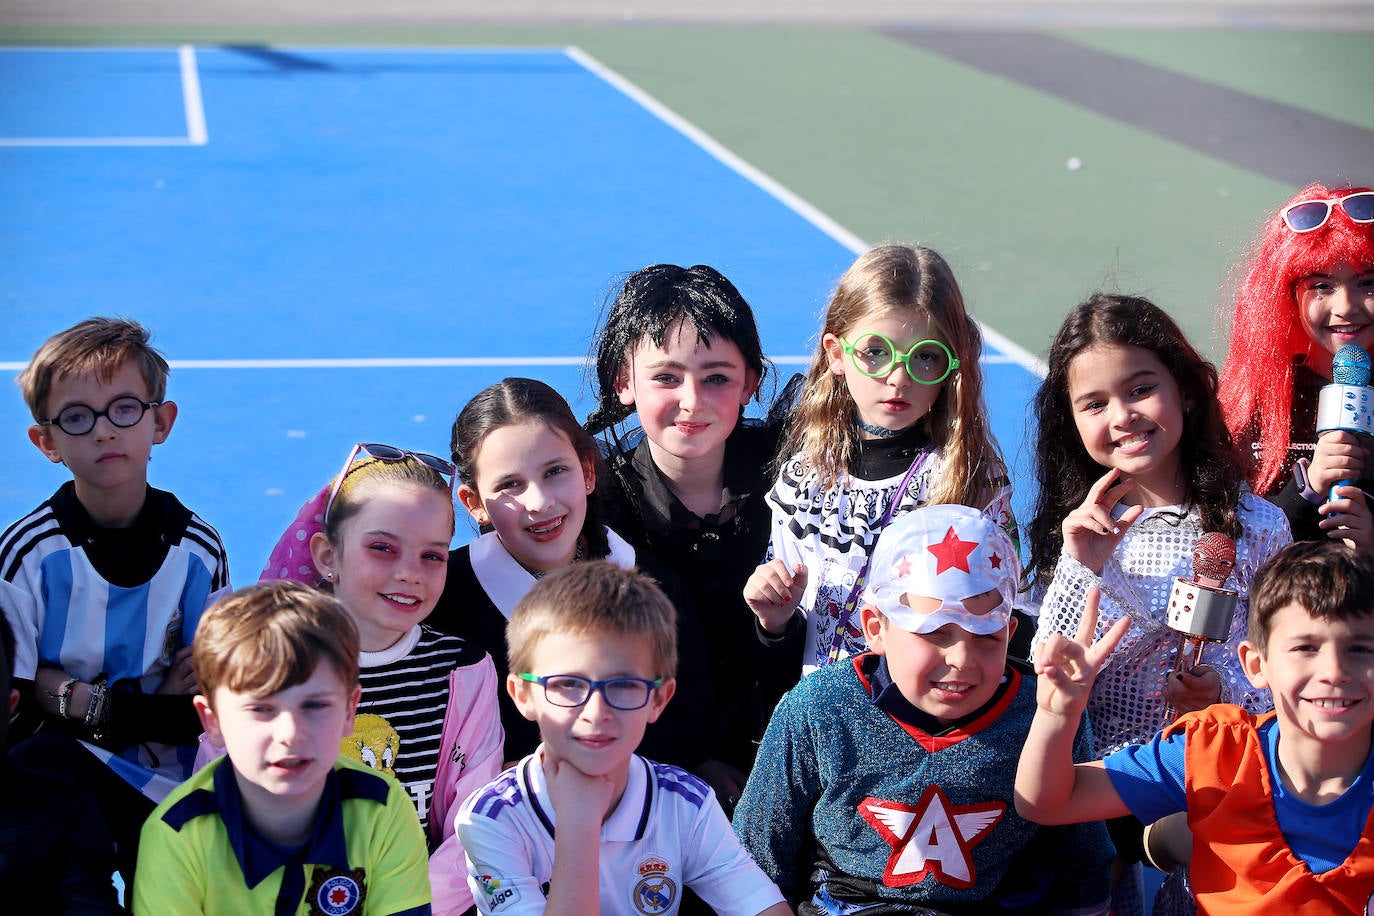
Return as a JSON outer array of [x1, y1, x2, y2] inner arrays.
[[1061, 468, 1146, 575], [1032, 588, 1132, 720]]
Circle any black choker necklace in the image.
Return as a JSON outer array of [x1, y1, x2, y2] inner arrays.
[[855, 417, 903, 439]]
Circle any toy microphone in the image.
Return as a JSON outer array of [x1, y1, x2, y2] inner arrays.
[[1161, 533, 1237, 724], [1316, 344, 1374, 503]]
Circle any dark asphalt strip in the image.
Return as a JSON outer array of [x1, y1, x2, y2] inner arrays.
[[885, 29, 1374, 187]]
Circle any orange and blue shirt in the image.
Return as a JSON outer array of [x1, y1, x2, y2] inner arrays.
[[1104, 705, 1374, 914]]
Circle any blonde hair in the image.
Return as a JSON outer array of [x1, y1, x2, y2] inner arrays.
[[194, 581, 360, 703], [781, 245, 1004, 502], [322, 455, 456, 544], [506, 562, 676, 679], [18, 317, 170, 422]]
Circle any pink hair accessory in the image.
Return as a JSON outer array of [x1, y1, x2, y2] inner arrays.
[[258, 482, 331, 584]]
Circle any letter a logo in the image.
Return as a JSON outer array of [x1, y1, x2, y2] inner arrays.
[[859, 786, 1004, 889]]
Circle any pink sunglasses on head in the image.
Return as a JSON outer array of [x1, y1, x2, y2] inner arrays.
[[323, 442, 456, 525]]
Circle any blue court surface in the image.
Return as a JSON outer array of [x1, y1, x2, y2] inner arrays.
[[1, 45, 1043, 574]]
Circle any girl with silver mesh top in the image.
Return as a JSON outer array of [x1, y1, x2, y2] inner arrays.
[[1026, 293, 1294, 916]]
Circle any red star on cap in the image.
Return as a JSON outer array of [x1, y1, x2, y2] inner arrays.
[[895, 555, 913, 577], [988, 552, 1002, 570], [927, 526, 977, 574]]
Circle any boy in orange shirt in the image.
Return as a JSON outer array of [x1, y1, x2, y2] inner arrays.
[[1017, 541, 1374, 913]]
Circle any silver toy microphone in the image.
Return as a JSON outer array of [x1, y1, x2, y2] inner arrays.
[[1161, 533, 1237, 724]]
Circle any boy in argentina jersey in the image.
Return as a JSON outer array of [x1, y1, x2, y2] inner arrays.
[[735, 505, 1113, 914], [1, 318, 231, 890]]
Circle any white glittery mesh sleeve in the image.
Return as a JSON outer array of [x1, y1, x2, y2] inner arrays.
[[1032, 490, 1292, 755]]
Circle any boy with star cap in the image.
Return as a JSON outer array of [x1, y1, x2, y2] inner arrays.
[[734, 505, 1114, 914]]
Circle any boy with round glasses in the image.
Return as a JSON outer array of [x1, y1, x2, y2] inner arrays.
[[0, 316, 231, 890], [440, 561, 789, 915]]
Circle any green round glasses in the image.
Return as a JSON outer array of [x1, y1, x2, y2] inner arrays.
[[840, 333, 959, 385]]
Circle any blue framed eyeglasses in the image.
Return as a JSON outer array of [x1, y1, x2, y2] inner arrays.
[[517, 673, 663, 710]]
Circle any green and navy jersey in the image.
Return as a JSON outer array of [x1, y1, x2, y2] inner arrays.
[[136, 755, 431, 916]]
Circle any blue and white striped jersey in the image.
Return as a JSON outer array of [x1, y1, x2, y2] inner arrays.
[[1, 482, 231, 798]]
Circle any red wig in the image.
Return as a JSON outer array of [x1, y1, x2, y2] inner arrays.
[[1218, 182, 1374, 494]]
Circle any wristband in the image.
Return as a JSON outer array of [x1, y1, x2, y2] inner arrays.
[[56, 677, 79, 719], [1292, 458, 1325, 506], [84, 674, 110, 733]]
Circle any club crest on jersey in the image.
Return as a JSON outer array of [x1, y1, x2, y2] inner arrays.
[[307, 868, 367, 915], [859, 786, 1004, 889], [478, 874, 521, 911], [631, 855, 677, 915]]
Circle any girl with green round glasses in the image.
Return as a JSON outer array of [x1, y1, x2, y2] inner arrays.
[[839, 333, 959, 385], [746, 244, 1017, 675]]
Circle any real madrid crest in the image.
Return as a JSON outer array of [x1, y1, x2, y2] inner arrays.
[[307, 867, 367, 915], [631, 855, 677, 915]]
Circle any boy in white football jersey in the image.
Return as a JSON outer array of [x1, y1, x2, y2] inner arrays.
[[446, 562, 789, 916]]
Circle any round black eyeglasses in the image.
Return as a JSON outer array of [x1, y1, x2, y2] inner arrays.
[[40, 396, 161, 437]]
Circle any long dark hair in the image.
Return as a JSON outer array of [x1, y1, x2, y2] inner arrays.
[[451, 377, 611, 558], [585, 263, 769, 437], [1027, 293, 1245, 588]]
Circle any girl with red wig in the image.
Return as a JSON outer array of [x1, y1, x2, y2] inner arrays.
[[1218, 183, 1374, 547]]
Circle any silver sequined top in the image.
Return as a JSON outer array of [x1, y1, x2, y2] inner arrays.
[[1032, 489, 1291, 755]]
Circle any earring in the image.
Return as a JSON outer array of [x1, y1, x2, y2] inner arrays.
[[323, 571, 335, 582], [475, 512, 490, 525]]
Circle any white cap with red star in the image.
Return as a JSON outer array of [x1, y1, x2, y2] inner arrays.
[[862, 504, 1020, 635]]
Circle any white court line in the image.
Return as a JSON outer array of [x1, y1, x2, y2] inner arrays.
[[0, 136, 200, 147], [0, 357, 589, 372], [562, 46, 867, 255], [564, 45, 1047, 378], [180, 45, 208, 146], [0, 354, 1019, 371], [0, 45, 207, 148]]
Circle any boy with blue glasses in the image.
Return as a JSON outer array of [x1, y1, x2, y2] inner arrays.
[[1, 317, 231, 891], [442, 562, 789, 915]]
